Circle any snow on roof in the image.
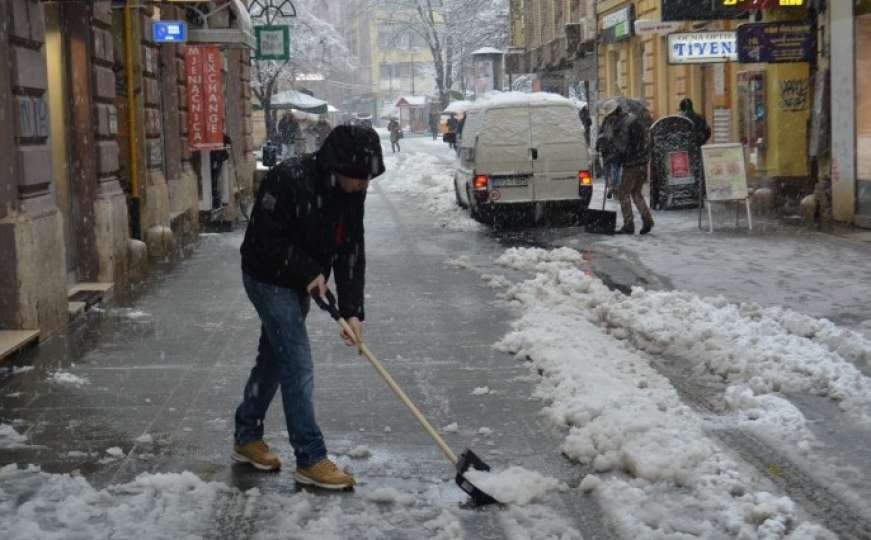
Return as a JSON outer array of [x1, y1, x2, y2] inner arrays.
[[443, 100, 473, 113], [395, 95, 428, 107], [467, 91, 575, 110], [271, 89, 328, 113], [471, 47, 504, 56]]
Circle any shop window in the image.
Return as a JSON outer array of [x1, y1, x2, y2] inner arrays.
[[633, 41, 644, 98], [608, 50, 619, 95]]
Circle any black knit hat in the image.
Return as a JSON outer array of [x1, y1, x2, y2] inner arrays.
[[316, 125, 386, 180]]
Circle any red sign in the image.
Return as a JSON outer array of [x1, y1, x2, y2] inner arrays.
[[185, 45, 224, 150], [668, 151, 691, 177]]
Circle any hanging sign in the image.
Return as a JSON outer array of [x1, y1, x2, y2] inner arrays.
[[736, 22, 815, 64], [255, 25, 290, 60], [185, 46, 224, 150], [153, 21, 187, 43], [602, 5, 634, 43], [668, 32, 737, 64]]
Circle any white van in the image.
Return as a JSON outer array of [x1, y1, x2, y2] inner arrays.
[[453, 93, 592, 225]]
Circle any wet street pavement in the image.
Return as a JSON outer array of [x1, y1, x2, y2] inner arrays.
[[4, 135, 871, 539], [0, 138, 615, 538]]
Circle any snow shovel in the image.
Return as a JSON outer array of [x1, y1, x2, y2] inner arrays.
[[583, 160, 616, 235], [314, 290, 499, 506]]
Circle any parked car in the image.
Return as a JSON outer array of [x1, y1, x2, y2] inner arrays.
[[453, 92, 593, 226]]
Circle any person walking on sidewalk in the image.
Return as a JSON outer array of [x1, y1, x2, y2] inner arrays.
[[233, 125, 386, 490], [278, 112, 299, 160], [387, 118, 402, 153], [601, 100, 654, 235], [429, 112, 439, 141]]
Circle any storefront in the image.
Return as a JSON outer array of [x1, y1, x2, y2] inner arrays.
[[831, 0, 871, 227]]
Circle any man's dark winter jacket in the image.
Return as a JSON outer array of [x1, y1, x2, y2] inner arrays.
[[607, 112, 649, 169], [241, 159, 366, 320]]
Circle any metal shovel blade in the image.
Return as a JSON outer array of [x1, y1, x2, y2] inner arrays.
[[455, 449, 499, 506]]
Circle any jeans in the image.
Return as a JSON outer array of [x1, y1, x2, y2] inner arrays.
[[606, 162, 622, 189], [234, 274, 326, 468]]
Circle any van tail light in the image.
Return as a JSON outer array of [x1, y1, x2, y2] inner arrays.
[[473, 175, 489, 190], [578, 170, 592, 186]]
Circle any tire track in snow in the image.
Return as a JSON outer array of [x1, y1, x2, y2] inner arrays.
[[646, 352, 871, 539]]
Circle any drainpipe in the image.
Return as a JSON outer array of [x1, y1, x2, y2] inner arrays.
[[123, 0, 141, 239]]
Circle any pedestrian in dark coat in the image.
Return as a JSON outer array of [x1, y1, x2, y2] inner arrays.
[[277, 112, 299, 159], [387, 118, 401, 153], [446, 114, 459, 150], [600, 100, 654, 235], [429, 113, 439, 141], [679, 98, 711, 147], [233, 125, 385, 489]]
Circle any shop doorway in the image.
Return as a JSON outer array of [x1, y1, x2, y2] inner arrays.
[[45, 3, 78, 285]]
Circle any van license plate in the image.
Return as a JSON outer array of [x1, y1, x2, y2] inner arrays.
[[492, 177, 529, 187]]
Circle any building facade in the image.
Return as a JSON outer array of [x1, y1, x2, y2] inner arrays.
[[830, 0, 871, 227], [1, 0, 254, 354], [507, 0, 598, 100], [341, 1, 437, 120], [593, 1, 818, 202]]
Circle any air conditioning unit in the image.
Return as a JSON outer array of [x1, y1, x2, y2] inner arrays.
[[565, 23, 581, 53]]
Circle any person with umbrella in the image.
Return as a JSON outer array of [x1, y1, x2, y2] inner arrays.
[[598, 99, 654, 235]]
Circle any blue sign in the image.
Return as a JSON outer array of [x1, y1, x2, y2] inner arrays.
[[153, 21, 187, 43], [737, 22, 815, 64]]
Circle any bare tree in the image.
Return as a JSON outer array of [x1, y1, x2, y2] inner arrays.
[[250, 0, 355, 139], [374, 0, 508, 107]]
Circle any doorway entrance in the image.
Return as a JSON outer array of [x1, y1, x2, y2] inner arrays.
[[45, 3, 78, 285]]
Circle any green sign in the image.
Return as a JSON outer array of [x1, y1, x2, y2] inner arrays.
[[255, 25, 290, 60]]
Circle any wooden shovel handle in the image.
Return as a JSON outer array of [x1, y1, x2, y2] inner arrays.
[[336, 316, 459, 465]]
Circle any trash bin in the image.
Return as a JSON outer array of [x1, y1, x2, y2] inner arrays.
[[261, 143, 279, 168], [649, 116, 701, 210]]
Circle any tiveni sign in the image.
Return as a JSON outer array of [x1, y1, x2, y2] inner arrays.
[[668, 32, 737, 64]]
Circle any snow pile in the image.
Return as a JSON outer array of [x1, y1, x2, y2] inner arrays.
[[0, 465, 469, 540], [441, 422, 459, 433], [345, 445, 371, 459], [134, 433, 154, 444], [0, 466, 232, 540], [377, 152, 481, 232], [495, 246, 871, 426], [492, 246, 837, 537], [464, 466, 564, 506], [0, 424, 28, 449], [47, 371, 89, 387]]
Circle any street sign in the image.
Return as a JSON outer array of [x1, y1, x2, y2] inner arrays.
[[634, 20, 682, 36], [736, 22, 815, 63], [601, 5, 634, 43], [255, 25, 290, 60], [153, 21, 187, 43]]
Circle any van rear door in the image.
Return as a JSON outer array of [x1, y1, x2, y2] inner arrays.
[[530, 105, 588, 201], [476, 105, 534, 203]]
